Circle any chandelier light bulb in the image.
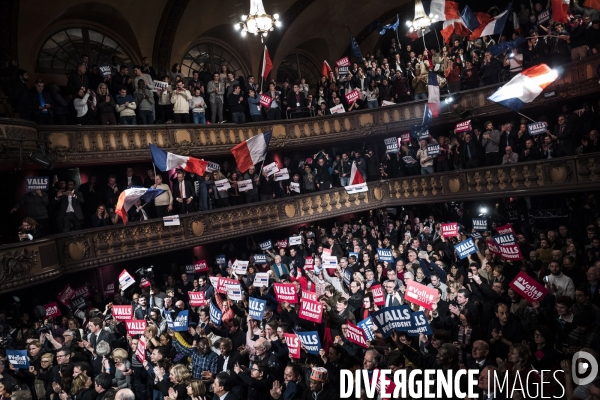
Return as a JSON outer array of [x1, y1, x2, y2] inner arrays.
[[275, 20, 282, 27], [406, 21, 412, 26], [274, 13, 279, 19], [234, 23, 241, 30], [241, 14, 248, 21], [241, 30, 247, 36]]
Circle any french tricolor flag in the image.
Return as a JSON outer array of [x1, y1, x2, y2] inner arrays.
[[488, 64, 558, 112], [423, 0, 460, 21], [427, 72, 440, 118], [349, 162, 365, 185], [469, 3, 511, 39], [231, 131, 272, 173], [150, 144, 208, 176]]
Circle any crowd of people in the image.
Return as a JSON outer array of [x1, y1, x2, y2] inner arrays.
[[1, 193, 600, 400], [9, 0, 600, 126]]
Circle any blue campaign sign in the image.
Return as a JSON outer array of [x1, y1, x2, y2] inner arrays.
[[253, 254, 267, 264], [259, 239, 273, 251], [216, 254, 226, 265], [358, 317, 376, 341], [165, 312, 174, 329], [377, 248, 395, 263], [472, 218, 487, 231], [372, 306, 412, 338], [406, 311, 433, 336], [471, 232, 483, 240], [493, 233, 516, 245], [294, 330, 321, 354], [209, 301, 222, 326], [7, 350, 29, 369], [527, 122, 547, 136], [249, 297, 266, 320], [172, 310, 188, 332], [455, 238, 478, 259], [427, 144, 440, 156], [410, 125, 430, 141], [343, 269, 352, 286], [349, 252, 359, 259]]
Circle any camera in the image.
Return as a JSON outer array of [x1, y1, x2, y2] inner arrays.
[[37, 324, 51, 334], [508, 53, 515, 59]]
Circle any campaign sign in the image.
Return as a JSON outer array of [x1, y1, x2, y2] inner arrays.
[[7, 350, 29, 369], [498, 243, 523, 261], [259, 239, 273, 251], [274, 168, 290, 181], [527, 122, 546, 136], [358, 316, 376, 341], [253, 254, 267, 264], [136, 336, 146, 363], [471, 232, 483, 240], [215, 179, 231, 191], [509, 271, 548, 303], [349, 252, 359, 259], [385, 137, 399, 153], [295, 330, 322, 354], [473, 218, 488, 231], [25, 176, 50, 191], [284, 333, 301, 358], [194, 260, 209, 273], [206, 161, 220, 173], [226, 284, 243, 301], [209, 301, 222, 325], [455, 120, 471, 133], [427, 144, 440, 156], [70, 296, 87, 310], [249, 297, 266, 320], [372, 306, 412, 338], [277, 239, 288, 248], [455, 238, 478, 259], [299, 298, 323, 323], [302, 290, 318, 302], [237, 179, 253, 192], [74, 284, 91, 299], [104, 282, 115, 297], [400, 132, 411, 143], [259, 94, 273, 108], [217, 277, 238, 294], [289, 236, 302, 246], [253, 272, 269, 287], [382, 100, 396, 106], [322, 248, 332, 256], [153, 80, 168, 93], [57, 284, 76, 306], [274, 283, 298, 303], [233, 260, 249, 275], [441, 222, 458, 238], [346, 321, 369, 348], [345, 89, 361, 105], [216, 254, 227, 265], [322, 255, 338, 269], [338, 66, 349, 77], [263, 162, 280, 177], [371, 284, 385, 306], [172, 310, 188, 331], [44, 302, 61, 318], [336, 56, 350, 67], [112, 305, 133, 321], [537, 9, 550, 24], [405, 281, 438, 310], [165, 312, 174, 330], [99, 64, 112, 78], [188, 292, 206, 307], [119, 269, 136, 290], [163, 215, 180, 226], [496, 223, 516, 236], [125, 320, 147, 335], [406, 311, 433, 336], [410, 125, 429, 141], [493, 233, 516, 245], [290, 182, 300, 193], [185, 263, 195, 274], [403, 156, 417, 164], [377, 248, 395, 263], [486, 238, 500, 254], [304, 256, 314, 270], [330, 104, 346, 114]]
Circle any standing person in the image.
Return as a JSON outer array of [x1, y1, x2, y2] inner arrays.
[[207, 72, 225, 123], [156, 76, 173, 123], [247, 89, 263, 122], [152, 174, 173, 217], [171, 81, 192, 124], [227, 85, 246, 124], [243, 166, 260, 203], [115, 87, 137, 125], [172, 170, 194, 214], [30, 79, 53, 125], [11, 189, 49, 232], [134, 80, 155, 125], [54, 180, 85, 232], [416, 140, 434, 174], [481, 121, 501, 166], [74, 88, 97, 125], [265, 83, 282, 120], [96, 83, 117, 125], [13, 69, 31, 120], [479, 51, 502, 86], [189, 87, 206, 124]]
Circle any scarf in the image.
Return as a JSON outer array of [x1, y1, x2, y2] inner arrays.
[[457, 325, 472, 363]]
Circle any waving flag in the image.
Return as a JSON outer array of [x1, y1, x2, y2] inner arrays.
[[115, 187, 165, 225], [460, 5, 481, 31], [488, 64, 558, 111], [423, 0, 460, 21], [150, 144, 208, 176], [470, 4, 512, 39], [231, 131, 272, 173], [488, 36, 525, 56], [350, 162, 365, 185], [380, 16, 400, 35], [261, 46, 273, 80], [427, 72, 440, 118], [406, 27, 431, 41], [552, 0, 570, 23], [350, 34, 363, 59], [441, 19, 470, 43], [322, 60, 332, 77]]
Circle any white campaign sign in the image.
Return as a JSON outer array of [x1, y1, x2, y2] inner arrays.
[[263, 162, 280, 177], [237, 179, 253, 192], [274, 168, 290, 181], [215, 179, 231, 191]]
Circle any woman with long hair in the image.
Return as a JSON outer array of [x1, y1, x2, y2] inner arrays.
[[52, 364, 74, 400], [92, 204, 111, 228], [451, 308, 481, 365], [110, 348, 132, 389], [18, 217, 43, 241], [185, 380, 207, 400], [211, 170, 229, 208], [73, 87, 97, 125], [169, 64, 184, 83], [227, 172, 242, 206], [96, 83, 116, 125]]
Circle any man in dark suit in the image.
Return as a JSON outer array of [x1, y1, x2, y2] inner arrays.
[[552, 114, 574, 157], [476, 366, 508, 400], [215, 338, 241, 375], [172, 170, 195, 214], [286, 83, 306, 118], [519, 138, 542, 161], [127, 199, 150, 222], [461, 132, 480, 169], [54, 180, 85, 232], [13, 69, 31, 120], [498, 122, 515, 150], [465, 340, 496, 370], [383, 281, 402, 307], [134, 296, 151, 320], [30, 79, 54, 125], [122, 167, 143, 189], [213, 373, 239, 400], [84, 317, 113, 354]]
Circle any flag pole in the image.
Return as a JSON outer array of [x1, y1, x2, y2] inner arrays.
[[518, 112, 536, 123], [433, 26, 441, 51], [258, 158, 267, 175], [395, 14, 401, 48]]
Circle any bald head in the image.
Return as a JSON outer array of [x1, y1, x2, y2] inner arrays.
[[115, 389, 135, 400]]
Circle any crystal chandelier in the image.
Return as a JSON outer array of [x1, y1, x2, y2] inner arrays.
[[406, 0, 437, 33], [234, 0, 281, 42]]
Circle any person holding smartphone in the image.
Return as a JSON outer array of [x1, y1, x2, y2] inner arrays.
[[92, 204, 111, 227]]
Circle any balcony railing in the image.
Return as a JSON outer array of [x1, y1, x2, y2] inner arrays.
[[1, 153, 599, 293], [1, 56, 599, 167]]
